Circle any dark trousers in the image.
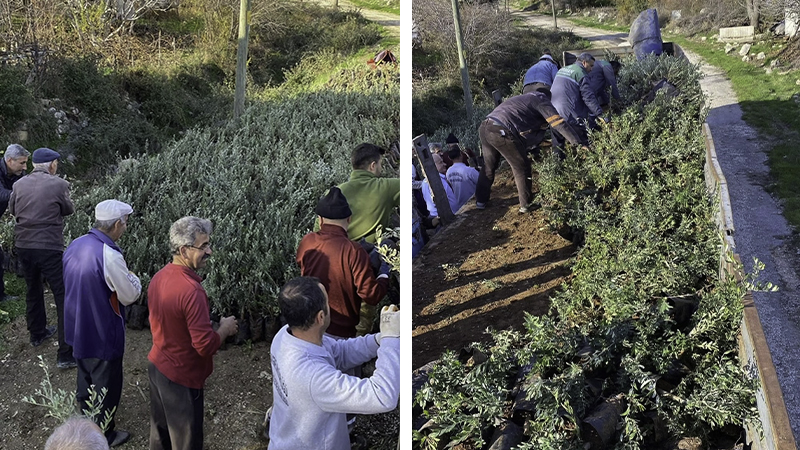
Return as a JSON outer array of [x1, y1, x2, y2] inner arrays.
[[522, 82, 550, 94], [18, 247, 71, 359], [475, 120, 533, 208], [149, 363, 204, 450], [77, 357, 123, 436], [552, 116, 589, 154], [0, 245, 6, 298]]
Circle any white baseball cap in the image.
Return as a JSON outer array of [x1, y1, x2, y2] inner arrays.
[[95, 199, 133, 221]]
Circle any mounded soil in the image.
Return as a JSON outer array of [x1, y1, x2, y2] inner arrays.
[[0, 297, 398, 449], [412, 166, 576, 369]]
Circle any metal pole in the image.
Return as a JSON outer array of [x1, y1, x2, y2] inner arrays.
[[233, 0, 251, 119], [551, 0, 558, 29], [451, 0, 473, 121]]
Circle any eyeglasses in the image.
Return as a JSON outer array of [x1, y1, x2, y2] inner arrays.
[[185, 242, 211, 251]]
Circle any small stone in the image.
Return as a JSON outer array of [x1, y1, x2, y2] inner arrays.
[[742, 55, 750, 62], [770, 59, 780, 68], [766, 68, 773, 74], [739, 43, 752, 56], [756, 52, 766, 60], [725, 44, 736, 54], [795, 79, 800, 86], [701, 36, 707, 41]]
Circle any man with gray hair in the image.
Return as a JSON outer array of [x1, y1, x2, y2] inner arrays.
[[9, 147, 75, 369], [0, 144, 29, 302], [147, 216, 238, 450], [550, 52, 605, 147], [63, 199, 141, 447], [45, 417, 110, 450]]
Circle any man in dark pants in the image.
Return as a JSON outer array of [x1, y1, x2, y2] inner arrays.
[[9, 148, 75, 368], [148, 216, 238, 450], [63, 200, 142, 447], [475, 91, 586, 213], [550, 52, 605, 149], [0, 144, 30, 302]]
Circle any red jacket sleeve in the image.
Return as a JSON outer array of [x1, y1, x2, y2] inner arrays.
[[184, 288, 222, 357]]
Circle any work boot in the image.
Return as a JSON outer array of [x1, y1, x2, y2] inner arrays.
[[30, 325, 56, 347], [57, 354, 77, 370]]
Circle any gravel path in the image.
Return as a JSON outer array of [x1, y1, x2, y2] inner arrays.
[[519, 12, 800, 443]]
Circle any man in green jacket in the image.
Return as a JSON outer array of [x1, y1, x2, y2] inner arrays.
[[338, 143, 400, 244], [338, 143, 399, 336]]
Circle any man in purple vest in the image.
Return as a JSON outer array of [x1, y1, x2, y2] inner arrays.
[[63, 199, 142, 447]]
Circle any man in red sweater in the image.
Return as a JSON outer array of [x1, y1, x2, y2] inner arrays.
[[147, 216, 238, 450], [297, 187, 389, 340]]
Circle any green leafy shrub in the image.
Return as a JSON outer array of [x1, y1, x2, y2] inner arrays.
[[66, 84, 398, 317], [0, 65, 35, 135], [415, 55, 758, 449]]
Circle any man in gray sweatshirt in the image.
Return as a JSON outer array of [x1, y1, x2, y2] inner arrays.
[[268, 276, 400, 449]]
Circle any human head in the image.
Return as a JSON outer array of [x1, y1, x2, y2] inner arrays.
[[577, 53, 595, 73], [432, 153, 447, 174], [428, 142, 443, 154], [447, 147, 464, 163], [316, 187, 352, 230], [4, 144, 29, 176], [45, 417, 109, 450], [542, 48, 552, 56], [278, 276, 329, 331], [609, 60, 622, 76], [94, 199, 133, 242], [169, 216, 213, 272], [32, 148, 60, 175], [351, 143, 385, 176]]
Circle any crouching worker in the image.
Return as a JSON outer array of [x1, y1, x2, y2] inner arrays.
[[268, 277, 400, 450]]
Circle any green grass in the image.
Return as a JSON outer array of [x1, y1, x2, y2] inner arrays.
[[346, 0, 399, 15], [568, 16, 629, 32]]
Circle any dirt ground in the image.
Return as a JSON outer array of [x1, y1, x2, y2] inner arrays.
[[0, 298, 398, 450], [412, 166, 576, 369]]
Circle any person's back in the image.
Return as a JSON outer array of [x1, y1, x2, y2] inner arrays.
[[338, 144, 400, 244], [523, 55, 559, 87], [11, 167, 73, 250], [445, 149, 479, 212], [584, 59, 621, 107], [550, 55, 603, 121]]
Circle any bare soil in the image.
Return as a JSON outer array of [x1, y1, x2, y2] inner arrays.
[[412, 166, 576, 369], [0, 297, 397, 449]]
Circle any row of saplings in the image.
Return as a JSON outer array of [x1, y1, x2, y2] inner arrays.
[[413, 54, 760, 450]]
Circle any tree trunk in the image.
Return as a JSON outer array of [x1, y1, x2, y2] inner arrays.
[[745, 0, 760, 30]]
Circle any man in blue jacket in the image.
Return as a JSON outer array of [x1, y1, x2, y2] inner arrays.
[[550, 52, 604, 147], [522, 50, 560, 94], [585, 59, 621, 110], [63, 199, 142, 447]]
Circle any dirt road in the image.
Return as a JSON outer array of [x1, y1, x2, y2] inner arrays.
[[519, 12, 800, 442]]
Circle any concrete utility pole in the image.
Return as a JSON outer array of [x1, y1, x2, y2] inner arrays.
[[233, 0, 252, 119], [551, 0, 558, 29], [450, 0, 473, 121], [412, 134, 456, 225]]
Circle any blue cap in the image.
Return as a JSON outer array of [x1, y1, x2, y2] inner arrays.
[[32, 148, 60, 164]]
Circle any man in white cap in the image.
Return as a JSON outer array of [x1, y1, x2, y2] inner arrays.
[[9, 147, 75, 368], [63, 199, 141, 447]]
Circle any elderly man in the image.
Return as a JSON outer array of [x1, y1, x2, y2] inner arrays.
[[522, 50, 560, 94], [550, 52, 605, 147], [9, 148, 75, 368], [297, 187, 389, 340], [0, 144, 30, 302], [45, 417, 110, 450], [148, 216, 238, 450], [268, 277, 399, 450], [63, 200, 142, 447], [475, 91, 585, 213]]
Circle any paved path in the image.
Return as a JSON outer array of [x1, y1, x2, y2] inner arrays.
[[520, 12, 800, 443]]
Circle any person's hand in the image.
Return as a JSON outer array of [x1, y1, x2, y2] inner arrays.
[[219, 316, 238, 339], [378, 305, 400, 343]]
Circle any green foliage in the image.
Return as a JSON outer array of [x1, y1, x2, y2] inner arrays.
[[67, 83, 398, 317], [82, 385, 115, 432], [415, 55, 759, 448], [614, 0, 651, 22], [22, 356, 77, 422], [0, 65, 35, 134]]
